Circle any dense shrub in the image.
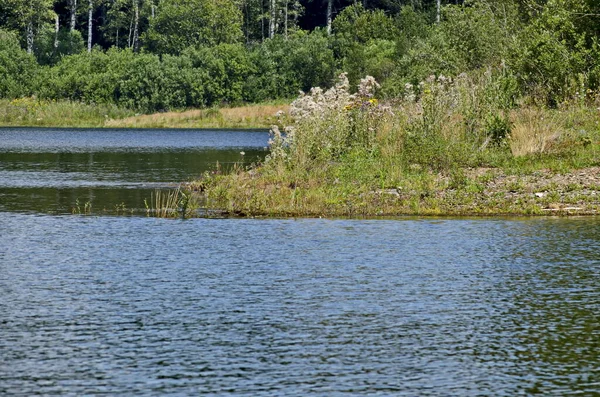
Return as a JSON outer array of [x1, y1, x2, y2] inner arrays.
[[508, 0, 600, 105], [183, 44, 253, 105], [244, 30, 336, 102], [333, 4, 400, 87], [34, 28, 85, 65], [0, 29, 38, 98], [2, 0, 599, 113]]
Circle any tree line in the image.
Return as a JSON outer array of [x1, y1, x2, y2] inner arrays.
[[1, 0, 599, 112]]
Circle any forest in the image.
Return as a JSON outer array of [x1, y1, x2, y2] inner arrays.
[[0, 0, 598, 113]]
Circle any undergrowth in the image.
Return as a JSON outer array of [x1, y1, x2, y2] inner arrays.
[[201, 69, 600, 217]]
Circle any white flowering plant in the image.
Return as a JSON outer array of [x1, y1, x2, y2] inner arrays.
[[266, 73, 394, 169]]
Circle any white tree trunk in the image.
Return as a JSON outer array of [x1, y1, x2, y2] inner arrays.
[[436, 0, 441, 23], [54, 14, 60, 49], [269, 0, 275, 38], [326, 0, 333, 35], [70, 0, 77, 31], [284, 1, 288, 38], [26, 21, 34, 54], [132, 0, 139, 51], [88, 0, 93, 52]]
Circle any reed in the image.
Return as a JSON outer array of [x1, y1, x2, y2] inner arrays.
[[0, 98, 133, 127], [0, 98, 289, 129], [145, 187, 199, 218]]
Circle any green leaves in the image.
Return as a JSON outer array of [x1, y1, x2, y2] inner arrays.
[[0, 29, 38, 97], [143, 0, 243, 54]]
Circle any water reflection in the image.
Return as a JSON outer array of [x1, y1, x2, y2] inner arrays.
[[0, 128, 268, 214]]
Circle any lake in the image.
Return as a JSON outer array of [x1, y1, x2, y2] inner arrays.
[[0, 127, 268, 214], [1, 128, 599, 396]]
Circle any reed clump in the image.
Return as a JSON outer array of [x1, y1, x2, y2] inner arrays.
[[145, 187, 199, 218], [201, 70, 600, 217]]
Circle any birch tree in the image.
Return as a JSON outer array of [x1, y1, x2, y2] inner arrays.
[[326, 0, 332, 34], [0, 0, 55, 53], [87, 0, 92, 51], [69, 0, 77, 30]]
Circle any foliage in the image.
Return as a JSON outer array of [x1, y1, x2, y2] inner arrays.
[[245, 29, 336, 102], [183, 44, 253, 105], [1, 0, 600, 114], [34, 28, 85, 65], [508, 0, 600, 105], [143, 0, 243, 55], [332, 4, 400, 87], [0, 29, 38, 97]]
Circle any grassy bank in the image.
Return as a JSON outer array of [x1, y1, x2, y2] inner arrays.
[[197, 73, 600, 217], [0, 98, 289, 129], [0, 98, 134, 127], [105, 103, 290, 129]]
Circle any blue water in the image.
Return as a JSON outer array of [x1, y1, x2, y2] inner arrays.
[[1, 128, 599, 395], [2, 215, 600, 395], [0, 128, 268, 213]]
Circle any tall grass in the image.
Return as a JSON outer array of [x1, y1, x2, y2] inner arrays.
[[201, 69, 600, 217], [105, 104, 290, 129], [0, 97, 289, 129], [145, 187, 199, 218], [0, 97, 133, 127]]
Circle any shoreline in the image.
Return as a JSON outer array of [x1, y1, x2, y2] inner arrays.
[[195, 166, 600, 218], [0, 99, 289, 129]]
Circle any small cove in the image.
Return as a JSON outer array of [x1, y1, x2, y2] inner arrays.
[[0, 127, 268, 214]]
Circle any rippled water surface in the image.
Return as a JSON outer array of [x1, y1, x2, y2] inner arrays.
[[0, 128, 268, 213], [1, 129, 600, 396]]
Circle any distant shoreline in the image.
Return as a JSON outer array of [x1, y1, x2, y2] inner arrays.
[[0, 99, 289, 129]]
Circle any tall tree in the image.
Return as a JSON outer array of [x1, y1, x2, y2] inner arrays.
[[143, 0, 243, 54], [69, 0, 77, 30], [0, 0, 55, 53], [132, 0, 139, 51], [269, 0, 275, 37], [326, 0, 332, 33], [87, 0, 93, 51]]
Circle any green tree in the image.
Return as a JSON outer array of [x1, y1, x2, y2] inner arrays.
[[0, 29, 38, 97], [0, 0, 55, 53], [143, 0, 243, 54], [509, 0, 600, 104]]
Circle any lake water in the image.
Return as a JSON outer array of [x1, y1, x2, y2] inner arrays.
[[1, 128, 599, 396], [0, 127, 268, 214]]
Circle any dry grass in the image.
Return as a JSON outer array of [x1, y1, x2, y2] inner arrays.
[[509, 108, 566, 156], [105, 104, 290, 129]]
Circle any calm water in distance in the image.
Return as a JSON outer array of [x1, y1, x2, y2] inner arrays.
[[1, 128, 599, 395], [0, 128, 268, 214]]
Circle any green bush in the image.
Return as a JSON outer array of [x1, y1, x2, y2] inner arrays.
[[244, 30, 336, 101], [183, 43, 253, 105], [0, 29, 38, 98], [34, 28, 85, 65], [333, 4, 400, 88]]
